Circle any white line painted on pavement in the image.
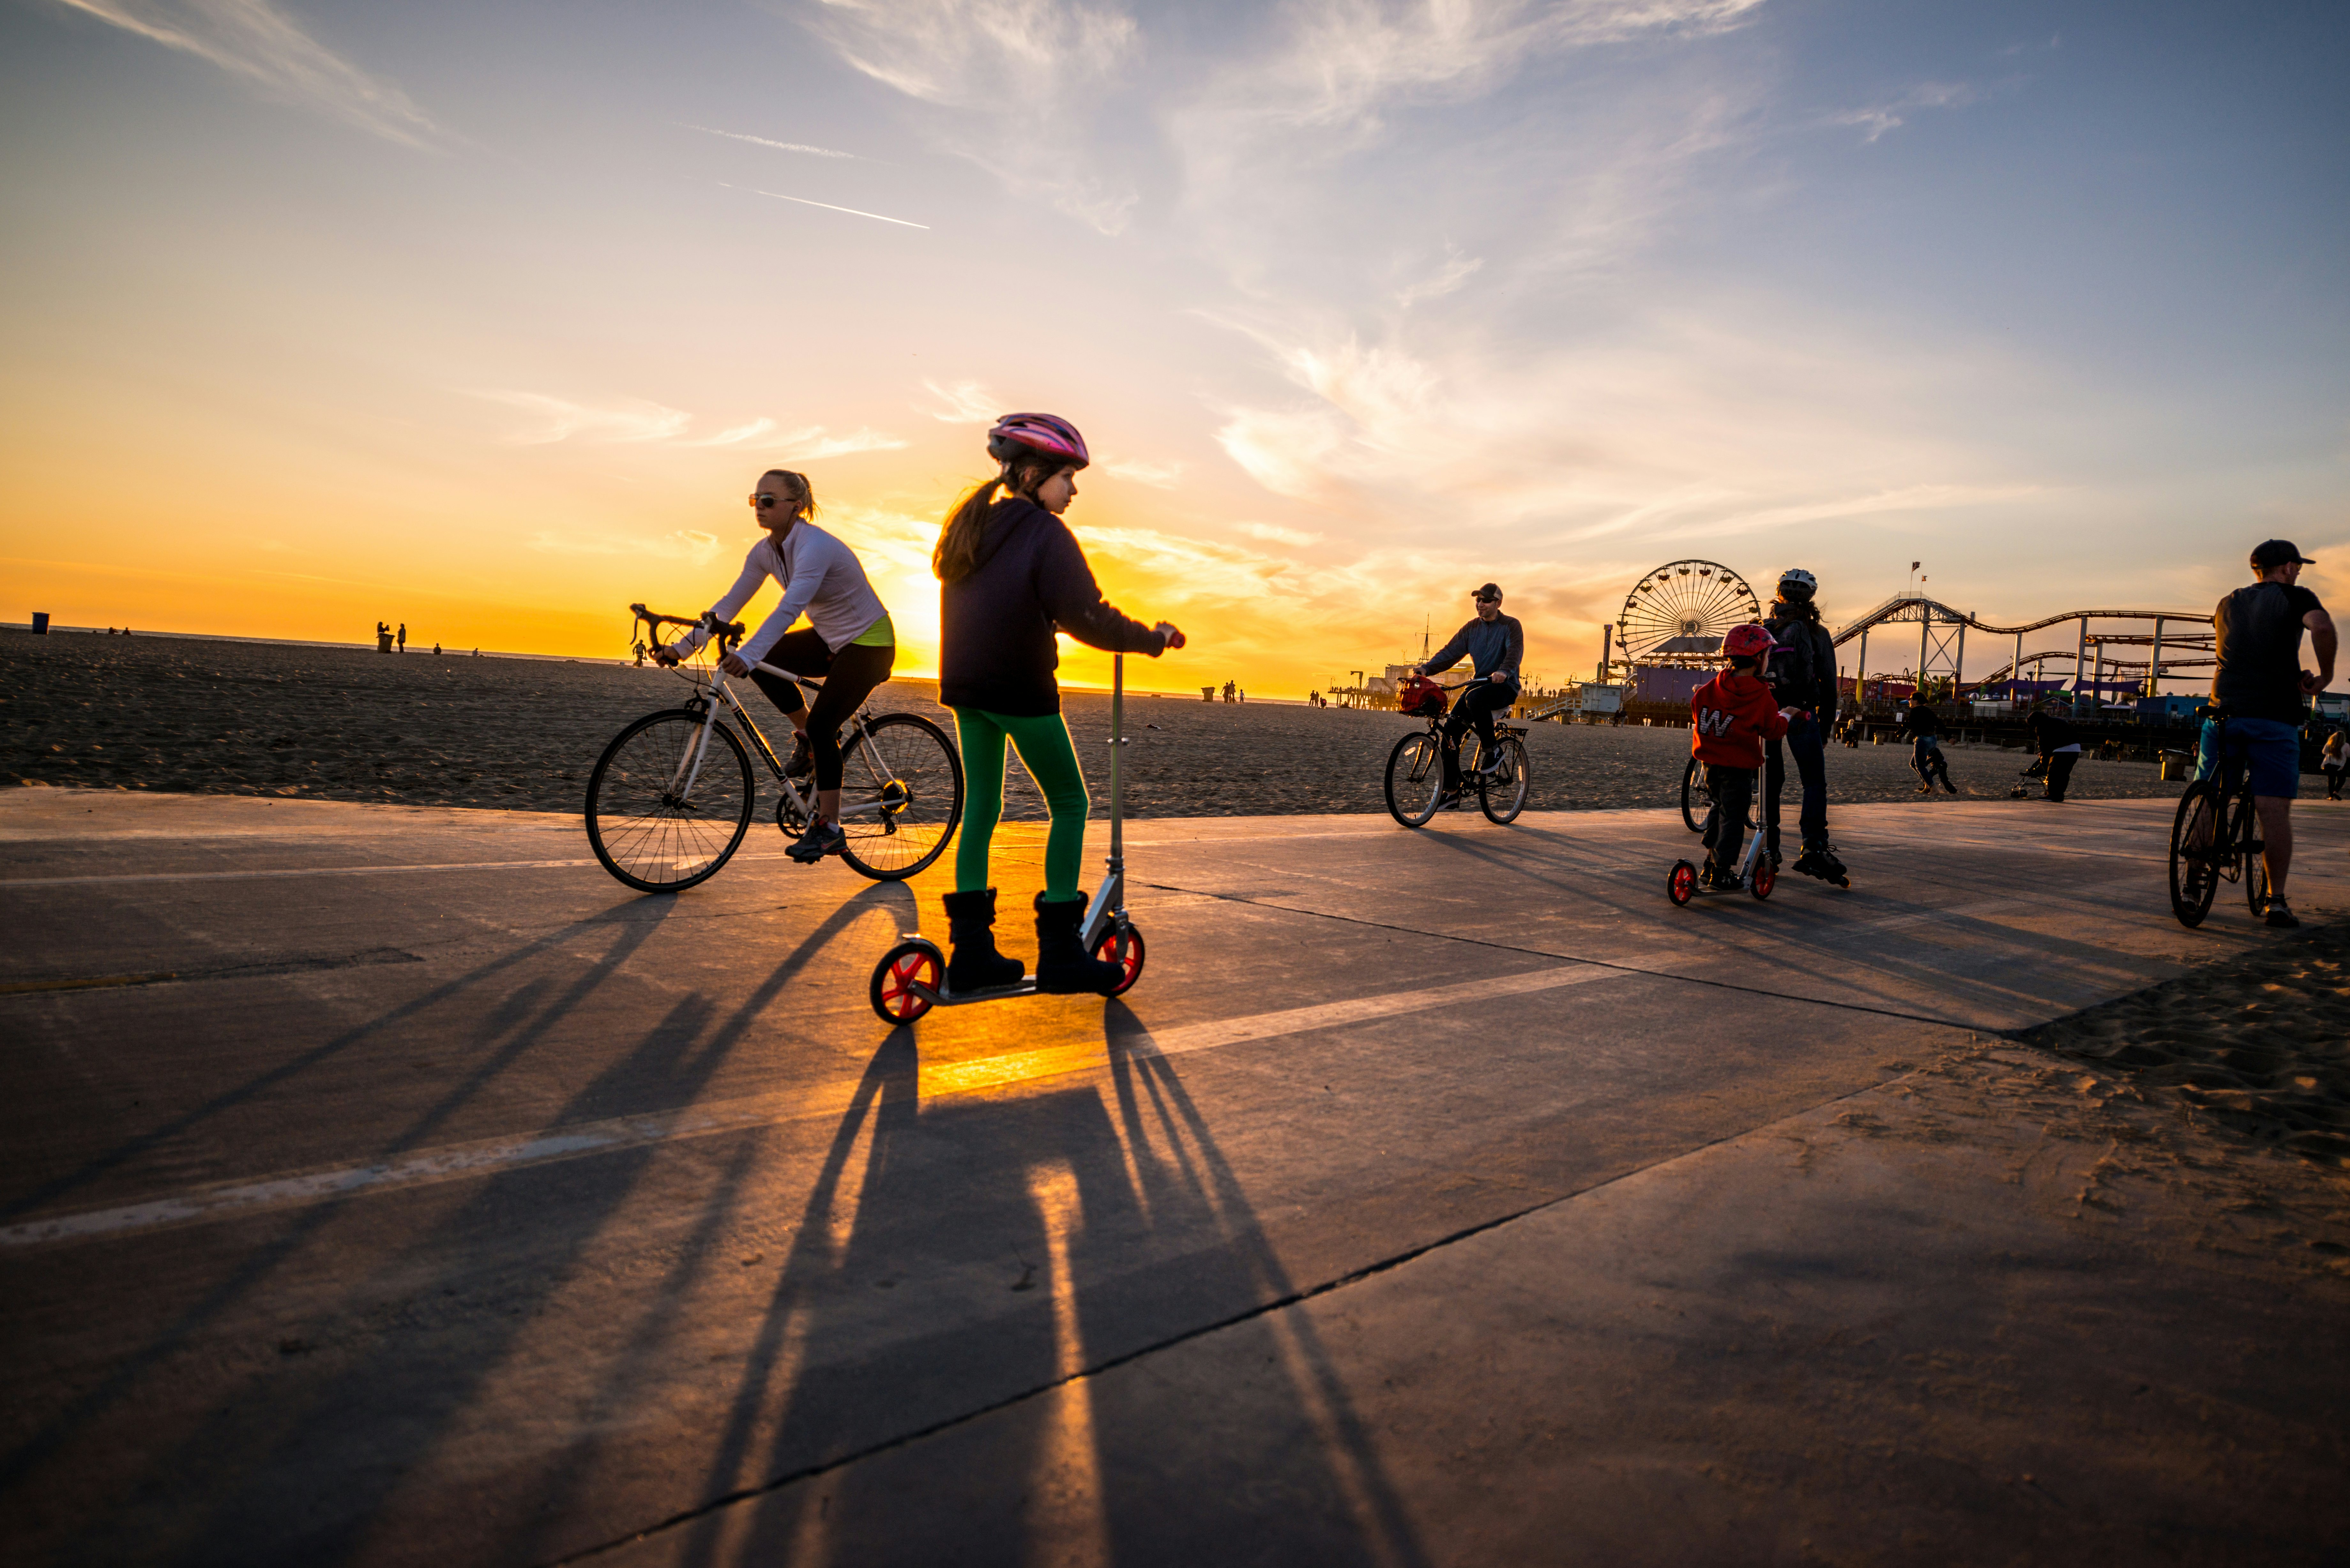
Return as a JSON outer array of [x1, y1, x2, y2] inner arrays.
[[0, 854, 799, 890], [0, 962, 1625, 1248]]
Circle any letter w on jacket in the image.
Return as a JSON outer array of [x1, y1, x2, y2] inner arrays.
[[1691, 670, 1790, 769]]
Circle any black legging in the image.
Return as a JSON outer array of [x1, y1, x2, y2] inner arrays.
[[748, 628, 894, 790], [1440, 682, 1516, 785]]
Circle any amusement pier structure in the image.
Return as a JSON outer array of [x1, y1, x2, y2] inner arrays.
[[1831, 595, 2216, 705]]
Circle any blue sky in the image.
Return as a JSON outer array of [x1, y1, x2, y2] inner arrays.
[[3, 0, 2344, 689]]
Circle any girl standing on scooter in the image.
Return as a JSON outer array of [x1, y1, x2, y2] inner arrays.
[[934, 413, 1186, 995]]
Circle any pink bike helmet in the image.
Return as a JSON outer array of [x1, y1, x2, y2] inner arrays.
[[1722, 622, 1778, 660], [988, 412, 1090, 470]]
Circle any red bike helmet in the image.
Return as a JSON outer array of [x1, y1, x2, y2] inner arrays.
[[987, 412, 1090, 470], [1399, 674, 1449, 716], [1723, 622, 1778, 660]]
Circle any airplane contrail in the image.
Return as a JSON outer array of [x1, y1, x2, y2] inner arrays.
[[722, 182, 929, 230]]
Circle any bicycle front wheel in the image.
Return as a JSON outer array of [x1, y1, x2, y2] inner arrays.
[[836, 712, 962, 881], [1385, 731, 1446, 827], [1680, 756, 1705, 833], [2167, 782, 2222, 929], [586, 709, 755, 893], [1479, 736, 1530, 824]]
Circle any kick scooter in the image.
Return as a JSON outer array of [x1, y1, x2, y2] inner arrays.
[[866, 652, 1151, 1024], [1666, 805, 1777, 906]]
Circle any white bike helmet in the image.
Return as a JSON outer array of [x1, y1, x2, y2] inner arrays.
[[1778, 568, 1818, 597]]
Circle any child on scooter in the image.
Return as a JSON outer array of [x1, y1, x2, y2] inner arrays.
[[1690, 625, 1796, 888]]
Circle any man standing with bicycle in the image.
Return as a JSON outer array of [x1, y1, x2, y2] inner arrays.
[[1416, 584, 1522, 807], [2200, 539, 2336, 928]]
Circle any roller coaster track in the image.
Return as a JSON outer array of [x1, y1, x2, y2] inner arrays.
[[1828, 594, 2214, 694], [1828, 594, 2212, 645]]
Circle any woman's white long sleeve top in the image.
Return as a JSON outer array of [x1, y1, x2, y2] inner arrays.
[[672, 523, 889, 664]]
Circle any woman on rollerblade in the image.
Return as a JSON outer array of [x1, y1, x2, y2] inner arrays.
[[934, 413, 1186, 995]]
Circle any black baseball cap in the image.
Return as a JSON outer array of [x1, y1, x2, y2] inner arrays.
[[1472, 582, 1502, 601], [2250, 539, 2316, 569]]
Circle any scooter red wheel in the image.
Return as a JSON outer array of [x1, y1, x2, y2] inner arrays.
[[1667, 860, 1697, 906], [1093, 924, 1145, 996], [1751, 859, 1776, 901], [870, 939, 943, 1025]]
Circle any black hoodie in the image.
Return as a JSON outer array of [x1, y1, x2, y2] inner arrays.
[[939, 497, 1168, 715]]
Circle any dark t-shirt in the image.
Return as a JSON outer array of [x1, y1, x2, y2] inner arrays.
[[2210, 581, 2323, 724]]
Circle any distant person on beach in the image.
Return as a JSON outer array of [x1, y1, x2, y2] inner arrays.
[[433, 643, 441, 656], [2025, 705, 2082, 802], [657, 468, 898, 867], [1690, 624, 1795, 887], [934, 412, 1185, 995], [2320, 728, 2346, 800], [2196, 539, 2337, 928], [1416, 583, 1522, 808], [1904, 700, 1956, 794], [397, 623, 407, 653], [1761, 567, 1845, 884]]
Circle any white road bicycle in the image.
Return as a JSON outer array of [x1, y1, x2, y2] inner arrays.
[[585, 606, 962, 892]]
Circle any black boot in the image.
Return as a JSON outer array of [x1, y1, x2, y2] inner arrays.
[[1033, 892, 1123, 995], [944, 888, 1024, 993]]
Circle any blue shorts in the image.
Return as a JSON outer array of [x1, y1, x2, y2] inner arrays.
[[2196, 715, 2300, 799]]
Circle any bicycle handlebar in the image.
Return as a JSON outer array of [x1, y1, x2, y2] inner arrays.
[[630, 604, 746, 647]]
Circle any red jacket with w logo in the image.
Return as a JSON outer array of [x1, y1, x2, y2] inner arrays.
[[1690, 669, 1789, 769]]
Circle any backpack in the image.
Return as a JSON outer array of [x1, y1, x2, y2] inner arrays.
[[1766, 615, 1823, 709]]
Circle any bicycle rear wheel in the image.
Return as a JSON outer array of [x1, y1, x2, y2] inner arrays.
[[836, 712, 962, 881], [586, 709, 755, 893], [2240, 795, 2269, 917], [1385, 731, 1446, 827], [1479, 736, 1530, 824], [2167, 782, 2222, 928], [1680, 756, 1704, 832]]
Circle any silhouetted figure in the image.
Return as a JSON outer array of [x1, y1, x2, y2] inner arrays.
[[376, 621, 392, 653], [397, 622, 407, 653]]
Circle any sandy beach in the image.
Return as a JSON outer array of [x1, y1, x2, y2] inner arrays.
[[4, 629, 2185, 819]]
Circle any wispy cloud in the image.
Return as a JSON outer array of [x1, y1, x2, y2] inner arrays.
[[918, 378, 999, 423], [678, 122, 856, 159], [1100, 457, 1186, 489], [1238, 522, 1325, 547], [471, 393, 905, 457], [1395, 244, 1483, 309], [48, 0, 438, 147], [474, 391, 691, 446], [796, 0, 1141, 232], [688, 418, 778, 448], [529, 529, 724, 567], [723, 182, 928, 229], [770, 425, 908, 460], [1829, 81, 1983, 143]]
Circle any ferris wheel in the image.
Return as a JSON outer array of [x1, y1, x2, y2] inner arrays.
[[1616, 560, 1762, 671]]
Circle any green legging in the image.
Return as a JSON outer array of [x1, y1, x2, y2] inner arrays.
[[953, 708, 1090, 900]]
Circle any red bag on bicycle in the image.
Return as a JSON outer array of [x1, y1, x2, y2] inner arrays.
[[1398, 674, 1448, 717]]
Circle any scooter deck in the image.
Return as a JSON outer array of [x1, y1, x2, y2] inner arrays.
[[906, 976, 1038, 1007]]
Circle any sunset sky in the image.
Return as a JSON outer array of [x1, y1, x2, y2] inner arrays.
[[3, 0, 2345, 696]]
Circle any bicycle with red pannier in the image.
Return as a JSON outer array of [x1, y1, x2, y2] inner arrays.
[[1383, 673, 1531, 827]]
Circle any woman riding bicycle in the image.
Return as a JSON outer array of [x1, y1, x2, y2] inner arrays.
[[935, 413, 1186, 995], [657, 468, 894, 865]]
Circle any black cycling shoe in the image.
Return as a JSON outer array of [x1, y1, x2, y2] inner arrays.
[[2264, 897, 2301, 929], [785, 735, 814, 780], [1436, 787, 1465, 810], [786, 820, 844, 863]]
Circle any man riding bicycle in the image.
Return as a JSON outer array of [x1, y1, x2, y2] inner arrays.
[[2200, 538, 2336, 928], [1416, 583, 1522, 807]]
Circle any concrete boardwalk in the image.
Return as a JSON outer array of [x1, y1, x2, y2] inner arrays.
[[3, 790, 2347, 1566]]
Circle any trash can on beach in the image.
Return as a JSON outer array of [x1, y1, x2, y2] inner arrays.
[[31, 613, 49, 635], [2161, 750, 2192, 781]]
